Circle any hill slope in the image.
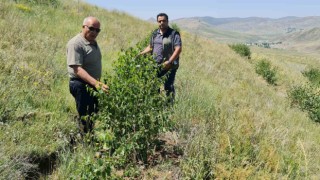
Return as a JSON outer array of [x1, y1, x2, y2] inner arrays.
[[275, 27, 320, 53], [1, 1, 320, 179]]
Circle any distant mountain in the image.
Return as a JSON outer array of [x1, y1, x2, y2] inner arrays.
[[172, 16, 320, 53], [173, 16, 320, 36], [276, 27, 320, 53], [147, 17, 157, 24], [283, 27, 320, 42]]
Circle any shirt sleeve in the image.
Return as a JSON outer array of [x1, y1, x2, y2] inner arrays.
[[67, 42, 83, 66], [173, 32, 182, 48]]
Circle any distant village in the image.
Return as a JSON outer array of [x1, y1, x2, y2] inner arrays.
[[246, 27, 304, 48], [246, 41, 282, 48]]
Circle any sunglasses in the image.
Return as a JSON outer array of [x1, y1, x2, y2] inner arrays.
[[84, 25, 101, 33]]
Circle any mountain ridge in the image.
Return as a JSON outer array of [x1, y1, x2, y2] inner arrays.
[[173, 16, 320, 35], [172, 16, 320, 53]]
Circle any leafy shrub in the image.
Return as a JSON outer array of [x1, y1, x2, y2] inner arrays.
[[255, 59, 277, 85], [302, 68, 320, 86], [91, 37, 173, 172], [74, 35, 174, 178], [288, 85, 320, 122], [229, 43, 251, 59], [75, 157, 113, 180]]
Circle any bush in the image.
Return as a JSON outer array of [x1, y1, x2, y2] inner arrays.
[[229, 43, 251, 59], [302, 68, 320, 86], [288, 85, 320, 122], [74, 36, 174, 178], [91, 37, 173, 171], [255, 59, 277, 85]]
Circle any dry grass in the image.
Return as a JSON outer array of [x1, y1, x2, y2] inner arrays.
[[174, 35, 320, 178]]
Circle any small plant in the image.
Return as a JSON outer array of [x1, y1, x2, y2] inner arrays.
[[229, 43, 251, 59], [302, 68, 320, 86], [74, 157, 113, 180], [288, 85, 320, 122], [14, 4, 32, 13], [255, 59, 277, 85]]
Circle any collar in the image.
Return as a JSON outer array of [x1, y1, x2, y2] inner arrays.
[[158, 28, 171, 36], [79, 33, 96, 45]]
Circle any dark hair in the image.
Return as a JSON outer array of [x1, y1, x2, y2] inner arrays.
[[157, 13, 169, 21]]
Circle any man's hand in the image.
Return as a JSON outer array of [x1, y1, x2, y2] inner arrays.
[[162, 61, 172, 70], [96, 81, 109, 93]]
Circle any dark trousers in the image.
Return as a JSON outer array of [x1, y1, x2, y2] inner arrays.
[[69, 79, 98, 133], [158, 68, 177, 102]]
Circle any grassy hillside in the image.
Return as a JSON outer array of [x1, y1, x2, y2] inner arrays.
[[0, 0, 154, 178], [1, 0, 320, 179]]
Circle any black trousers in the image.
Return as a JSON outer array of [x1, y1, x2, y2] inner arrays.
[[69, 79, 98, 133], [158, 68, 177, 102]]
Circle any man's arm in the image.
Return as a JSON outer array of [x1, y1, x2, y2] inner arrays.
[[162, 45, 182, 69], [71, 65, 108, 92], [167, 45, 182, 64], [139, 44, 152, 55]]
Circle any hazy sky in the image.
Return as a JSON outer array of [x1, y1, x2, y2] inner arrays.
[[84, 0, 320, 20]]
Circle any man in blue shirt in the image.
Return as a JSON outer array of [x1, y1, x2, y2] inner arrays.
[[140, 13, 182, 102]]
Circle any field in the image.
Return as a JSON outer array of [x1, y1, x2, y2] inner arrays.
[[1, 0, 320, 179]]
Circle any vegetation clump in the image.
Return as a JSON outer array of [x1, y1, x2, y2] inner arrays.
[[255, 59, 277, 85], [302, 68, 320, 86], [229, 43, 251, 59], [288, 85, 320, 122], [288, 68, 320, 122]]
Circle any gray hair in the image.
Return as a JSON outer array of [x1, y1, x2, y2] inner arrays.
[[83, 16, 99, 25]]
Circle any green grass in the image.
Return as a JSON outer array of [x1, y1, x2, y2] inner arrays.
[[1, 0, 320, 179]]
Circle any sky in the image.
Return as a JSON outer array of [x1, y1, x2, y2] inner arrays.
[[84, 0, 320, 20]]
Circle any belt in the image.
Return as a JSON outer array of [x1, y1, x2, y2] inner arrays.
[[70, 78, 96, 89], [70, 77, 87, 84], [70, 77, 81, 81]]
